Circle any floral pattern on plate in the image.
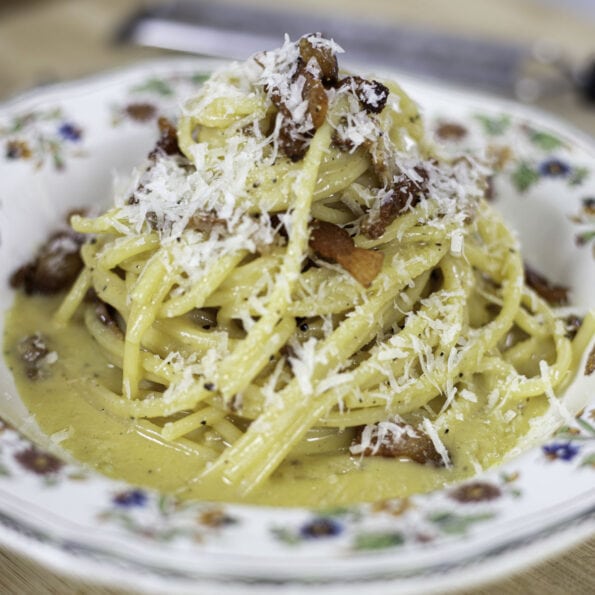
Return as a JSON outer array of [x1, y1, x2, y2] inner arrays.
[[0, 107, 85, 170], [430, 111, 594, 263], [542, 409, 595, 467], [432, 113, 591, 194], [0, 406, 593, 552], [0, 60, 593, 593], [109, 72, 209, 126]]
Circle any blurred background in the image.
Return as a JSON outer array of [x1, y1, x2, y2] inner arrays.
[[0, 0, 594, 136], [0, 1, 594, 594]]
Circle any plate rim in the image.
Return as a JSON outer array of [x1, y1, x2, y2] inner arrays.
[[0, 56, 594, 593]]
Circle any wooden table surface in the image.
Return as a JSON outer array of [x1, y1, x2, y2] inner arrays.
[[0, 0, 594, 593]]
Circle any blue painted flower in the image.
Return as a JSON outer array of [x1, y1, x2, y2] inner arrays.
[[542, 441, 580, 461], [299, 517, 343, 539], [113, 488, 148, 507], [538, 158, 571, 177], [58, 122, 82, 142]]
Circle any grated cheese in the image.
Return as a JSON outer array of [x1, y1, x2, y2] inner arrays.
[[421, 418, 452, 468], [287, 337, 319, 396], [539, 360, 575, 426], [350, 416, 418, 456]]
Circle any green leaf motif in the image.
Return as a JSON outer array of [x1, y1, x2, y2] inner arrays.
[[475, 114, 511, 136], [353, 531, 405, 550], [511, 162, 540, 192], [315, 506, 361, 521], [529, 130, 564, 151], [427, 511, 495, 535], [575, 230, 595, 247], [568, 166, 590, 187], [66, 471, 88, 481], [580, 453, 595, 468], [132, 78, 174, 97], [191, 73, 210, 85], [576, 418, 595, 436], [270, 527, 301, 545], [158, 493, 173, 515]]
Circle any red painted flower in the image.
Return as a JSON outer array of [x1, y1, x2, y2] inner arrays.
[[125, 103, 157, 122], [449, 481, 501, 503], [198, 507, 236, 528], [5, 140, 32, 160], [14, 446, 63, 475], [435, 121, 468, 141]]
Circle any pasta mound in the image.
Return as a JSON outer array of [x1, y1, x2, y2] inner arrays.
[[56, 35, 581, 497]]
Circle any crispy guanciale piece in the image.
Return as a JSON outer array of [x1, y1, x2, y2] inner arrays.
[[524, 264, 569, 306], [353, 421, 446, 467], [339, 75, 389, 114], [10, 230, 84, 294], [309, 219, 383, 287], [361, 166, 429, 239], [95, 301, 124, 338], [187, 211, 228, 233], [298, 35, 339, 88], [272, 35, 334, 161], [302, 69, 328, 129], [274, 69, 327, 161], [17, 333, 50, 380], [331, 118, 363, 153], [332, 78, 389, 152], [276, 104, 313, 162], [149, 116, 182, 159]]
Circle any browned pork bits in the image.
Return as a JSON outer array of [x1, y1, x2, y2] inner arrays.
[[149, 116, 182, 159], [361, 165, 430, 239], [309, 219, 384, 287], [524, 264, 569, 306], [17, 333, 52, 380], [353, 421, 446, 467], [269, 34, 336, 161], [10, 229, 84, 294]]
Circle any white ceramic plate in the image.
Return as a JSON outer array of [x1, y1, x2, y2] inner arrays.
[[0, 59, 593, 594]]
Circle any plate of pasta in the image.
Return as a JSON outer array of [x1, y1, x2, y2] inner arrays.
[[0, 36, 593, 594]]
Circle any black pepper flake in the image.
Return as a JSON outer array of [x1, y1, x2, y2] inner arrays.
[[204, 382, 216, 391], [296, 317, 309, 332]]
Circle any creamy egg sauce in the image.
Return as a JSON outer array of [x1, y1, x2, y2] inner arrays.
[[3, 293, 546, 507]]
